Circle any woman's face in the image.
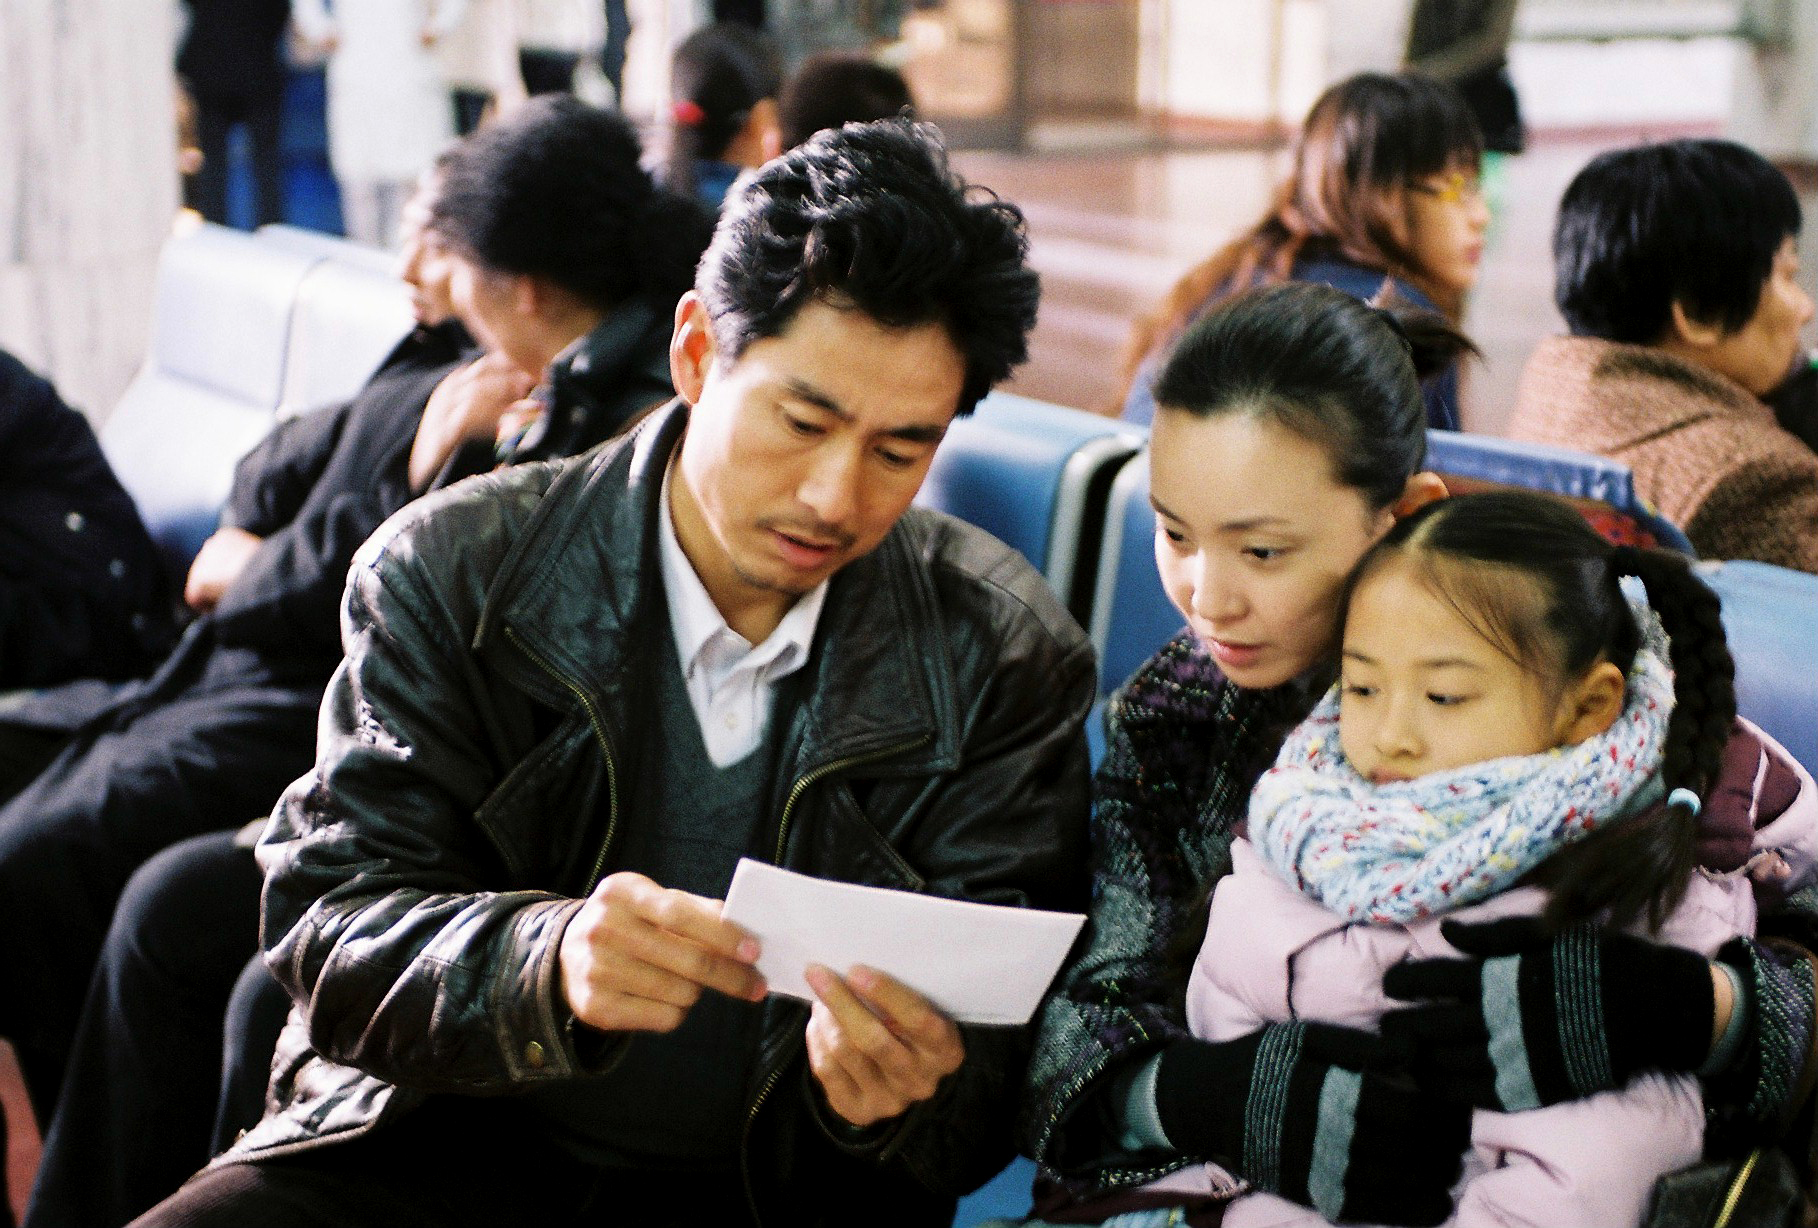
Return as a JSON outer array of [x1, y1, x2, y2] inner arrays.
[[1405, 165, 1490, 299], [1149, 408, 1398, 690]]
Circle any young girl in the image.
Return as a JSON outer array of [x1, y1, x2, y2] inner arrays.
[[662, 22, 783, 212], [1119, 72, 1489, 429], [1167, 491, 1818, 1227]]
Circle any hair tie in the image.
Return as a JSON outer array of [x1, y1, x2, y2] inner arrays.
[[1608, 544, 1644, 576], [673, 98, 707, 127], [1667, 787, 1702, 817]]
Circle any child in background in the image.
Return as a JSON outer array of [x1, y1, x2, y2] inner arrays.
[[662, 22, 782, 212], [1159, 490, 1817, 1227]]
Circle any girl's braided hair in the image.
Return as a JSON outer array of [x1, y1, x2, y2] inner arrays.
[[1355, 490, 1736, 932]]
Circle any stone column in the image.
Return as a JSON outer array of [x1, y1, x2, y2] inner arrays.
[[0, 0, 180, 424]]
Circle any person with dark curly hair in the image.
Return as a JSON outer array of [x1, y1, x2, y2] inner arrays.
[[10, 98, 716, 1228], [132, 116, 1087, 1228]]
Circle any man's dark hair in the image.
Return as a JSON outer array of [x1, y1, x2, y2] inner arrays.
[[695, 117, 1038, 415], [432, 94, 713, 312], [777, 53, 914, 150], [1554, 139, 1801, 344]]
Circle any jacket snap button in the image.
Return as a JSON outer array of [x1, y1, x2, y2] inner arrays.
[[65, 511, 86, 532], [525, 1041, 546, 1069]]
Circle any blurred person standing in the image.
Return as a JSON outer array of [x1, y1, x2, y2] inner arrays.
[[766, 0, 907, 67], [515, 0, 603, 96], [438, 0, 527, 133], [292, 0, 467, 247], [1404, 0, 1525, 155], [176, 0, 293, 227]]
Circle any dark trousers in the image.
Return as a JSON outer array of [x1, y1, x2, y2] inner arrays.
[[129, 1098, 753, 1227], [186, 91, 286, 228], [518, 48, 582, 96], [602, 0, 630, 95], [0, 640, 319, 1120], [23, 832, 283, 1228]]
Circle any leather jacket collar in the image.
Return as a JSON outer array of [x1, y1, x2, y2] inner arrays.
[[473, 400, 962, 779]]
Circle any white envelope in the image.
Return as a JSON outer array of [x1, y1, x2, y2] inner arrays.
[[720, 858, 1086, 1027]]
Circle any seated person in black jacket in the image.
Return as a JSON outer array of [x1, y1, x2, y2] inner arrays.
[[16, 98, 714, 1228], [131, 116, 1090, 1228], [0, 350, 174, 697]]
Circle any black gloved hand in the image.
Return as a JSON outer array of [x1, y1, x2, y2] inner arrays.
[[1380, 917, 1715, 1112], [1154, 1022, 1471, 1226]]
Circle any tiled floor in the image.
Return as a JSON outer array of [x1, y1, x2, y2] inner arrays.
[[957, 127, 1816, 435]]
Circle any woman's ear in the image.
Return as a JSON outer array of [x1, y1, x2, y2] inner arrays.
[[668, 292, 717, 405], [1556, 660, 1627, 744], [1391, 471, 1449, 519]]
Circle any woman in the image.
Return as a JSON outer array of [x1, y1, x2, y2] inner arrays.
[[1509, 138, 1818, 574], [1021, 282, 1818, 1226], [1120, 73, 1489, 431]]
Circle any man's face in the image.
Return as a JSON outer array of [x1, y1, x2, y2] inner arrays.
[[668, 294, 966, 641], [395, 182, 457, 327]]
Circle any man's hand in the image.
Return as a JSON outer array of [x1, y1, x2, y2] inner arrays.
[[803, 964, 965, 1130], [184, 526, 264, 612], [558, 872, 765, 1034], [408, 354, 537, 492]]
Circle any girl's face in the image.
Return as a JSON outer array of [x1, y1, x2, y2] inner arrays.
[[1405, 164, 1490, 299], [1150, 409, 1398, 690], [1338, 558, 1587, 783]]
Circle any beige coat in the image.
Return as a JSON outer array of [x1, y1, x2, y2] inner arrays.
[[1508, 335, 1818, 574]]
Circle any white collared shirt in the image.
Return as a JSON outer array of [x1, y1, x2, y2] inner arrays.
[[657, 463, 828, 767]]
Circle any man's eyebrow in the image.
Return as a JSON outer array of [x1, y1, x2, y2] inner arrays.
[[782, 378, 948, 445]]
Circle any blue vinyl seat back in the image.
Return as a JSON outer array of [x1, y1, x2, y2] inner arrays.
[[952, 1154, 1038, 1226], [1697, 560, 1818, 778], [102, 223, 321, 576], [1425, 429, 1695, 555], [278, 255, 415, 418], [916, 391, 1140, 620], [1088, 450, 1182, 699]]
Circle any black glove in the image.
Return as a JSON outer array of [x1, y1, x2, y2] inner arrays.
[[1381, 917, 1715, 1111], [1154, 1022, 1471, 1226]]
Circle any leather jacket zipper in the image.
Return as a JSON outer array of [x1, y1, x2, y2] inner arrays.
[[740, 732, 933, 1225], [502, 627, 620, 886]]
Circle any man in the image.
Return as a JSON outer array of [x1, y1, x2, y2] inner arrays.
[[1507, 138, 1818, 573], [134, 118, 1092, 1227]]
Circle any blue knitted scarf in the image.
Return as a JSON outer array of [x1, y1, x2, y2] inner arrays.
[[1249, 598, 1673, 925]]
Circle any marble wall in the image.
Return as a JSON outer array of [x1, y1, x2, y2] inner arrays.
[[0, 0, 180, 423]]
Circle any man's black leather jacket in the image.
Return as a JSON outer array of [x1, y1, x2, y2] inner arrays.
[[236, 401, 1096, 1225]]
